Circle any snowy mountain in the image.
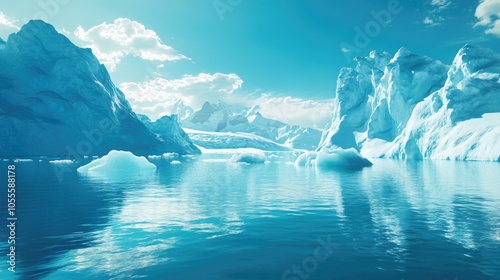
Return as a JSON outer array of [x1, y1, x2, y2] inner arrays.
[[178, 101, 322, 150], [0, 20, 198, 157], [320, 45, 500, 161], [171, 99, 194, 121]]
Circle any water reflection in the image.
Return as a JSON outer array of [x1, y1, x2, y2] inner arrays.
[[1, 156, 499, 279]]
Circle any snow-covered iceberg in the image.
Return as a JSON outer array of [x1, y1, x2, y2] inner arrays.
[[77, 150, 156, 174], [320, 45, 500, 161]]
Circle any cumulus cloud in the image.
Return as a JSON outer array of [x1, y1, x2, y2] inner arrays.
[[252, 94, 335, 129], [475, 0, 500, 36], [119, 73, 243, 119], [0, 11, 19, 39], [74, 18, 188, 71]]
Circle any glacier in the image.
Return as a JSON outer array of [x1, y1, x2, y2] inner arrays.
[[176, 101, 322, 150], [184, 128, 291, 151], [320, 45, 500, 161], [0, 20, 198, 158]]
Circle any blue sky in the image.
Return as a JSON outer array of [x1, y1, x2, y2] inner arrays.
[[1, 0, 499, 128]]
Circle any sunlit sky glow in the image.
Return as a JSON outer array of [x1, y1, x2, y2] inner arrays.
[[1, 0, 499, 128]]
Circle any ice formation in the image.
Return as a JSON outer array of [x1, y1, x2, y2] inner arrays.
[[230, 149, 268, 164], [295, 148, 372, 169], [320, 45, 500, 161], [0, 20, 197, 157], [77, 150, 156, 173]]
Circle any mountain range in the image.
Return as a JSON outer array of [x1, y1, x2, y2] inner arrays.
[[173, 100, 322, 150], [1, 20, 499, 161]]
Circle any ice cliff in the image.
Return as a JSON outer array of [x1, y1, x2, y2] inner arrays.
[[320, 45, 500, 161]]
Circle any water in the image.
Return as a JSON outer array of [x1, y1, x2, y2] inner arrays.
[[1, 154, 499, 280]]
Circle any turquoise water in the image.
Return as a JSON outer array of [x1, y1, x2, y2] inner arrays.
[[1, 154, 500, 279]]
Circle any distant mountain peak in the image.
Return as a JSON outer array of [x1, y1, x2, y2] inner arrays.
[[246, 105, 261, 117]]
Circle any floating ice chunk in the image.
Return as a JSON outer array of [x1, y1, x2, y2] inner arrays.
[[294, 152, 317, 167], [230, 149, 267, 164], [163, 153, 180, 160], [14, 159, 33, 162], [50, 159, 74, 164], [77, 150, 156, 173], [170, 160, 182, 165], [295, 148, 372, 170], [315, 147, 372, 169]]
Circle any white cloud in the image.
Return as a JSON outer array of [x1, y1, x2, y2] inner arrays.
[[475, 0, 500, 36], [120, 73, 334, 129], [423, 0, 452, 27], [0, 11, 19, 39], [252, 94, 335, 129], [423, 17, 435, 25], [74, 18, 188, 71], [119, 73, 243, 119], [431, 0, 451, 10]]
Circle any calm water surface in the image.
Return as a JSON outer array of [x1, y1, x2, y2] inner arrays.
[[0, 153, 499, 280]]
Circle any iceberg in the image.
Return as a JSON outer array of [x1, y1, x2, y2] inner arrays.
[[0, 20, 197, 158], [294, 152, 317, 167], [230, 149, 267, 164], [320, 45, 500, 161], [295, 148, 372, 169], [77, 150, 156, 174], [315, 148, 373, 169]]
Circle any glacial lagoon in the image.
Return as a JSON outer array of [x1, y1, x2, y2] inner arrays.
[[1, 153, 499, 280]]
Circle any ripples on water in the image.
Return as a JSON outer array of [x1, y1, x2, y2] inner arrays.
[[0, 153, 499, 280]]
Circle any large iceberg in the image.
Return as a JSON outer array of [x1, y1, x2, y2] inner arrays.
[[0, 20, 197, 158], [320, 45, 500, 161]]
